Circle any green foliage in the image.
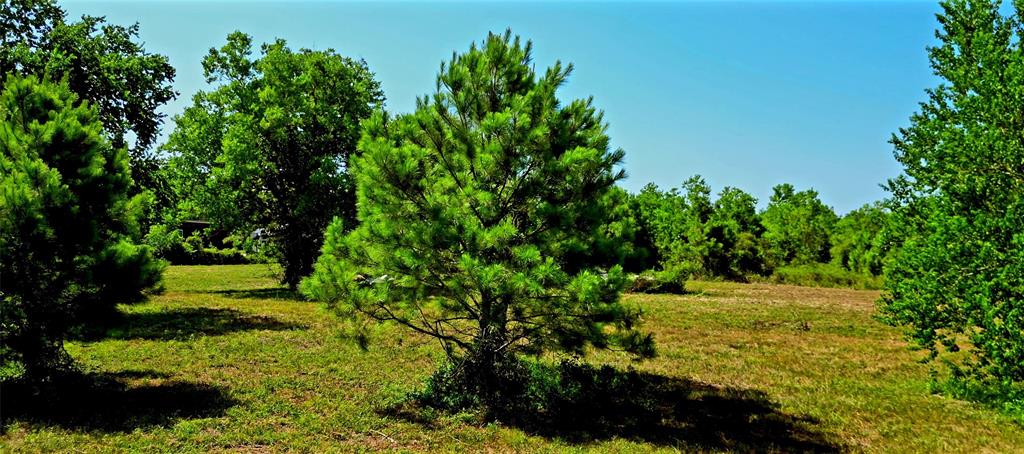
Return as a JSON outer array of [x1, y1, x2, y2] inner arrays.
[[144, 224, 187, 256], [830, 202, 891, 276], [633, 182, 688, 267], [303, 31, 654, 404], [761, 184, 837, 270], [931, 371, 1024, 425], [879, 0, 1024, 405], [632, 178, 765, 281], [412, 357, 675, 433], [706, 185, 766, 278], [165, 32, 384, 288], [628, 178, 892, 289], [594, 186, 653, 272], [0, 75, 163, 379], [660, 176, 717, 279], [414, 348, 544, 417], [144, 226, 254, 265], [1, 0, 177, 201], [768, 263, 882, 290]]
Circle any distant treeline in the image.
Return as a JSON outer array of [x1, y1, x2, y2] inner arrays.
[[151, 173, 891, 290], [599, 177, 889, 290]]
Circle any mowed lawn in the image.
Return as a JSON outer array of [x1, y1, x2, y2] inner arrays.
[[2, 265, 1022, 453]]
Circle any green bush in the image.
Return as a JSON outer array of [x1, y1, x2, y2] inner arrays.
[[407, 357, 696, 438], [186, 247, 250, 265], [931, 371, 1024, 425], [144, 226, 255, 265], [413, 352, 543, 420], [144, 224, 185, 256], [768, 263, 881, 290]]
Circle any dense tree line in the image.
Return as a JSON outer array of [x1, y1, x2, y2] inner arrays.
[[620, 177, 890, 289]]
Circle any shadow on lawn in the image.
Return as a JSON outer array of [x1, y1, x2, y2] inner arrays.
[[1, 370, 236, 433], [80, 307, 306, 341], [209, 287, 306, 302], [387, 363, 842, 452]]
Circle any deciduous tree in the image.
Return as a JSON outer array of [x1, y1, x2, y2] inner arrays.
[[880, 0, 1023, 395], [830, 202, 889, 276], [165, 32, 383, 287], [761, 183, 837, 269], [1, 0, 177, 201]]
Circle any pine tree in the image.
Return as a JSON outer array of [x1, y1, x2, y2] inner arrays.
[[0, 76, 163, 379], [2, 0, 177, 203], [302, 31, 654, 403]]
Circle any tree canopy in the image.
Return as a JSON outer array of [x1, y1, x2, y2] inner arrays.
[[165, 31, 384, 287], [1, 0, 177, 169], [631, 178, 765, 281], [880, 0, 1024, 391], [830, 202, 890, 276], [760, 183, 837, 269]]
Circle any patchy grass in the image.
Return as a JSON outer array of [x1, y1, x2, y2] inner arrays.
[[2, 265, 1021, 452]]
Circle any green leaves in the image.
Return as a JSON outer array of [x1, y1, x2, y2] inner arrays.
[[632, 177, 769, 280], [830, 202, 890, 276], [303, 31, 650, 371], [761, 184, 838, 269], [1, 0, 176, 207], [165, 33, 384, 288], [880, 0, 1024, 391]]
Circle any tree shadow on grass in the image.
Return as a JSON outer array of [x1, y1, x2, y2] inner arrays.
[[79, 307, 306, 341], [208, 288, 306, 302], [1, 370, 236, 433], [386, 362, 842, 452]]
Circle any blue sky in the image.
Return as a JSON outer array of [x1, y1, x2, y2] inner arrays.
[[63, 1, 946, 213]]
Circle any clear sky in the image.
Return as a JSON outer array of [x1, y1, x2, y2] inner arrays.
[[63, 0, 946, 214]]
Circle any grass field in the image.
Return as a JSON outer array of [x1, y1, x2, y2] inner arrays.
[[2, 265, 1022, 453]]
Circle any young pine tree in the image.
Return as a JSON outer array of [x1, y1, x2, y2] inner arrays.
[[0, 76, 163, 380], [302, 31, 654, 404]]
